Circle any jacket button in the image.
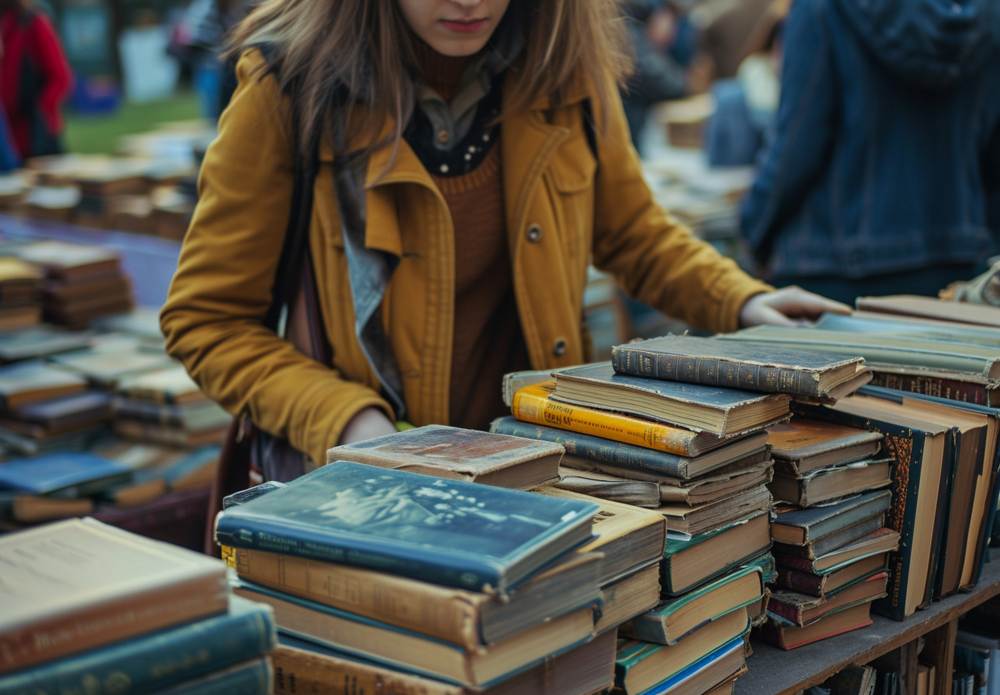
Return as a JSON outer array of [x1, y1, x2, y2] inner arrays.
[[553, 338, 567, 357], [527, 224, 542, 243]]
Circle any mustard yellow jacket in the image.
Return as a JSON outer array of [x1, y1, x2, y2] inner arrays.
[[161, 50, 772, 466]]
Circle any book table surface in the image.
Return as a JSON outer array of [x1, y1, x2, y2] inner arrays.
[[736, 551, 1000, 695]]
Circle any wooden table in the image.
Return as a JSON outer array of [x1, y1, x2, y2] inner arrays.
[[736, 553, 1000, 695]]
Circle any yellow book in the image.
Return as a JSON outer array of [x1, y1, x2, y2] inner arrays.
[[511, 381, 722, 457]]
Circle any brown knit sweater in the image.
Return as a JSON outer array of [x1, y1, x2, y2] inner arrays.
[[418, 44, 530, 430]]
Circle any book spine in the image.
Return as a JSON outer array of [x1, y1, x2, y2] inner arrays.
[[234, 548, 480, 650], [215, 514, 505, 594], [491, 416, 690, 477], [272, 645, 463, 695], [0, 573, 228, 675], [510, 387, 697, 458], [869, 373, 989, 406], [0, 606, 276, 695], [157, 658, 272, 695], [772, 567, 825, 596], [612, 347, 820, 398], [765, 597, 805, 626]]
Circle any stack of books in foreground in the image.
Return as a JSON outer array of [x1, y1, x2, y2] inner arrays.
[[0, 518, 276, 694], [217, 456, 632, 695], [490, 335, 875, 693], [758, 419, 901, 649]]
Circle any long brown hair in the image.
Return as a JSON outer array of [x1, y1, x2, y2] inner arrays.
[[228, 0, 631, 158]]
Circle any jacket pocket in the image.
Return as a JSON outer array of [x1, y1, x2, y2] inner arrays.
[[549, 137, 598, 263]]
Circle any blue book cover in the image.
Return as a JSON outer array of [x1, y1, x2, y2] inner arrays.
[[153, 658, 272, 695], [215, 461, 598, 594], [0, 452, 131, 497], [637, 637, 745, 695], [0, 596, 275, 695]]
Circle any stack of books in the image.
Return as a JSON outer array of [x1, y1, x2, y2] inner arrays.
[[11, 240, 134, 328], [92, 440, 221, 509], [111, 365, 231, 448], [758, 419, 902, 650], [216, 460, 621, 695], [0, 518, 276, 693], [0, 256, 42, 331]]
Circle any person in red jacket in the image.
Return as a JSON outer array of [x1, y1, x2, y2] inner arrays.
[[0, 0, 72, 159]]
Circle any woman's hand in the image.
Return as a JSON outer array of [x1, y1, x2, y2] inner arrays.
[[338, 407, 399, 445], [739, 287, 852, 328]]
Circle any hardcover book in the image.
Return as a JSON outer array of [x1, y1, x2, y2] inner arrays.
[[508, 384, 741, 458], [151, 658, 272, 695], [772, 513, 887, 561], [326, 425, 564, 489], [491, 415, 767, 479], [116, 365, 210, 405], [768, 458, 893, 507], [214, 461, 598, 595], [756, 601, 874, 651], [637, 638, 746, 695], [611, 335, 871, 401], [595, 562, 661, 634], [772, 553, 888, 598], [0, 596, 275, 695], [0, 323, 92, 362], [0, 360, 87, 408], [0, 491, 93, 522], [0, 452, 132, 497], [767, 419, 883, 476], [767, 571, 889, 627], [656, 484, 772, 536], [769, 490, 892, 545], [51, 349, 175, 388], [0, 518, 228, 674], [856, 295, 1000, 329], [11, 240, 121, 280], [772, 528, 901, 573], [551, 363, 791, 436]]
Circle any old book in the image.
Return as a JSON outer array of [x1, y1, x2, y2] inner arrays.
[[0, 518, 227, 674], [770, 490, 892, 544], [0, 255, 42, 286], [625, 562, 764, 645], [0, 452, 132, 497], [772, 553, 889, 598], [767, 571, 889, 626], [113, 419, 227, 447], [326, 425, 563, 489], [628, 637, 746, 695], [116, 365, 209, 405], [492, 415, 767, 477], [0, 491, 93, 522], [870, 371, 996, 408], [821, 664, 877, 695], [856, 295, 1000, 329], [661, 512, 771, 596], [799, 396, 955, 620], [769, 458, 893, 507], [0, 325, 94, 362], [44, 274, 131, 304], [0, 360, 87, 408], [233, 546, 601, 649], [0, 596, 275, 695], [10, 390, 112, 429], [271, 627, 617, 695], [656, 484, 772, 536], [768, 419, 883, 476], [615, 608, 749, 695], [233, 578, 595, 689], [595, 562, 662, 634], [51, 349, 175, 388], [817, 310, 1000, 348], [557, 468, 662, 507], [215, 462, 598, 595], [90, 487, 211, 550], [12, 240, 121, 281], [112, 398, 230, 433], [611, 335, 871, 401], [146, 658, 272, 695], [0, 305, 40, 331], [535, 486, 667, 584], [509, 384, 741, 457], [551, 363, 791, 436], [756, 601, 874, 650], [773, 528, 901, 573], [772, 514, 887, 561]]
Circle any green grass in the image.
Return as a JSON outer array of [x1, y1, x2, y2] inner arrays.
[[64, 92, 203, 155]]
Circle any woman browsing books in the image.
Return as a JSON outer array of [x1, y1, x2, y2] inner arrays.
[[160, 0, 848, 470]]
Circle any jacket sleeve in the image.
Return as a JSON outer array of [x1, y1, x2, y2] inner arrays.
[[160, 51, 394, 467], [28, 14, 72, 136], [740, 0, 837, 268], [590, 81, 773, 335]]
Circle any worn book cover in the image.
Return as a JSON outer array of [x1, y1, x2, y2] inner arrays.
[[51, 350, 175, 387], [772, 513, 886, 561], [0, 518, 228, 675], [767, 419, 883, 475], [772, 528, 901, 574], [552, 362, 791, 436], [491, 415, 766, 477], [769, 490, 892, 545], [656, 484, 772, 536], [627, 637, 747, 695], [768, 458, 893, 507], [767, 571, 888, 627], [661, 512, 771, 595], [116, 365, 211, 405], [12, 240, 121, 279], [756, 601, 873, 651], [326, 425, 563, 489], [772, 553, 888, 598], [0, 452, 132, 497], [0, 326, 90, 362], [856, 295, 1000, 329], [612, 335, 870, 401], [0, 360, 88, 408], [215, 461, 598, 595]]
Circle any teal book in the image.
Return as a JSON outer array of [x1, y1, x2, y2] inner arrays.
[[215, 461, 598, 594], [0, 596, 276, 695], [0, 452, 131, 497], [632, 637, 745, 695], [153, 658, 272, 695]]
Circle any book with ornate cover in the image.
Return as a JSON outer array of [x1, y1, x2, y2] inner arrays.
[[509, 383, 742, 457], [0, 518, 228, 674], [326, 425, 563, 489], [767, 419, 883, 476], [551, 363, 791, 436], [214, 461, 598, 595], [612, 335, 871, 401], [490, 415, 768, 478]]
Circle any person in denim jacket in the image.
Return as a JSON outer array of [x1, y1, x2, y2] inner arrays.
[[741, 0, 1000, 305]]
